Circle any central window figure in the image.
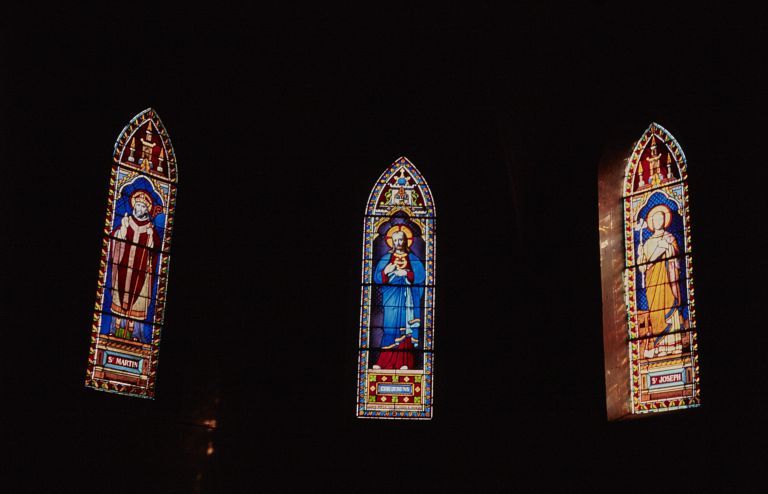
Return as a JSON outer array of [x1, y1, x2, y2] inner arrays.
[[373, 224, 425, 370]]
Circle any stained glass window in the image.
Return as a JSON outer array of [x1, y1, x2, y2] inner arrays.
[[621, 123, 700, 414], [85, 108, 178, 398], [356, 157, 436, 419]]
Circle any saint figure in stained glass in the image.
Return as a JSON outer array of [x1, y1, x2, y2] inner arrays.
[[372, 224, 425, 369], [636, 203, 684, 358], [108, 185, 163, 342]]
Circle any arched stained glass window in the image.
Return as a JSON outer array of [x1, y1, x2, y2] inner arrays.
[[600, 123, 700, 418], [85, 108, 178, 398], [356, 157, 436, 419]]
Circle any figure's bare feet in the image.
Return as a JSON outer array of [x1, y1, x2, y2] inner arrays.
[[399, 365, 408, 370], [372, 365, 381, 370]]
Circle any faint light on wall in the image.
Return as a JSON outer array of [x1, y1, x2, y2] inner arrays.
[[202, 419, 217, 429]]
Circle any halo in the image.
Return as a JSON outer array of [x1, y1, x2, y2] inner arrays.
[[130, 190, 153, 208], [385, 225, 414, 248], [645, 204, 672, 231]]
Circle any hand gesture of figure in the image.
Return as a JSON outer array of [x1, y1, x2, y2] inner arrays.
[[119, 213, 130, 235]]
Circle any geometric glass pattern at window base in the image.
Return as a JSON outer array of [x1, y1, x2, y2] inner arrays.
[[623, 123, 700, 413], [357, 157, 436, 419], [85, 108, 178, 399]]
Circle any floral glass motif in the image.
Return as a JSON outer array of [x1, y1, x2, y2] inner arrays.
[[357, 157, 436, 419], [623, 123, 700, 413], [85, 108, 178, 398]]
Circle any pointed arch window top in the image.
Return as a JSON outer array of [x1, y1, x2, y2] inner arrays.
[[113, 108, 178, 183], [624, 122, 687, 196], [366, 157, 435, 217]]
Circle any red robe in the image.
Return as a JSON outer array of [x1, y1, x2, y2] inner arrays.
[[110, 216, 157, 319], [376, 337, 415, 369]]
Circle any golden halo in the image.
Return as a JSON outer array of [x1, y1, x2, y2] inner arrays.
[[385, 225, 414, 248], [645, 204, 672, 231], [130, 190, 153, 209]]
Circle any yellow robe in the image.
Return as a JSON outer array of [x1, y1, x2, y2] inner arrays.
[[643, 231, 683, 356]]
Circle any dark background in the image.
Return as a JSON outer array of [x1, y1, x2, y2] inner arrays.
[[2, 4, 765, 492]]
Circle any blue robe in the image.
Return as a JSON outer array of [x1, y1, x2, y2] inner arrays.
[[373, 251, 425, 348]]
